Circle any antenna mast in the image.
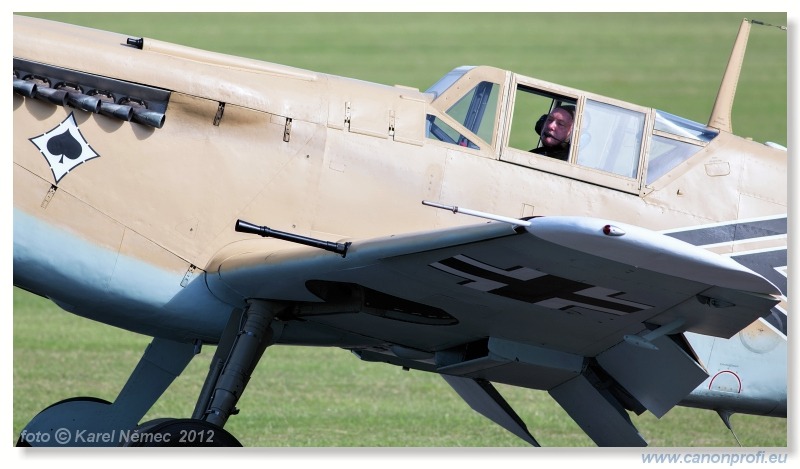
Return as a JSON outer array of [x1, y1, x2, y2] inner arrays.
[[708, 18, 787, 133]]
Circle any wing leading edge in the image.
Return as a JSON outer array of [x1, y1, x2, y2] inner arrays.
[[207, 215, 779, 446]]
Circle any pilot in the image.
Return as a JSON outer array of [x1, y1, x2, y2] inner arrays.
[[530, 105, 575, 161]]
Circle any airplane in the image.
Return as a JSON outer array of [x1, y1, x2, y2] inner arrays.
[[12, 14, 787, 447]]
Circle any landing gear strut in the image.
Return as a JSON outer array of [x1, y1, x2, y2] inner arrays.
[[17, 299, 283, 447], [17, 338, 197, 447], [193, 300, 282, 428]]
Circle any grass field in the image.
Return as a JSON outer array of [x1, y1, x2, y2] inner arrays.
[[12, 12, 788, 450], [12, 288, 789, 448]]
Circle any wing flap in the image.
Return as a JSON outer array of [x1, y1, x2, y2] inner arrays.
[[550, 372, 648, 447], [441, 375, 540, 446], [597, 334, 709, 418]]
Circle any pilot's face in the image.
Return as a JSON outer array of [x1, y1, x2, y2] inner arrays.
[[541, 108, 574, 147]]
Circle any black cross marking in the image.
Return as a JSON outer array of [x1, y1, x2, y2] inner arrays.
[[431, 255, 651, 316], [665, 219, 788, 336]]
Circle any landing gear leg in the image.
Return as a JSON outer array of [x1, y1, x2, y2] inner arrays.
[[18, 338, 197, 447], [128, 300, 282, 446], [192, 299, 283, 428]]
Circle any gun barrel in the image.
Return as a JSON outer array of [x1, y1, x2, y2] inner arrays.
[[235, 220, 350, 256]]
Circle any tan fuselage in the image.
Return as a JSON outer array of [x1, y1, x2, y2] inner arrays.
[[13, 16, 787, 343]]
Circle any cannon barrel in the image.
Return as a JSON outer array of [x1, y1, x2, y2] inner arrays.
[[235, 220, 350, 256]]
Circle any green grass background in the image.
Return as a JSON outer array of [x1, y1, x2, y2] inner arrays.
[[12, 12, 788, 448]]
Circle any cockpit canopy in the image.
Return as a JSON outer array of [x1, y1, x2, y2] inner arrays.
[[423, 66, 719, 192]]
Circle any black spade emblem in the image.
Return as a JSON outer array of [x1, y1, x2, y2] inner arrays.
[[47, 129, 83, 164], [30, 113, 100, 183]]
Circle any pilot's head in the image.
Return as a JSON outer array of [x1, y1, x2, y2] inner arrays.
[[540, 106, 575, 148]]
